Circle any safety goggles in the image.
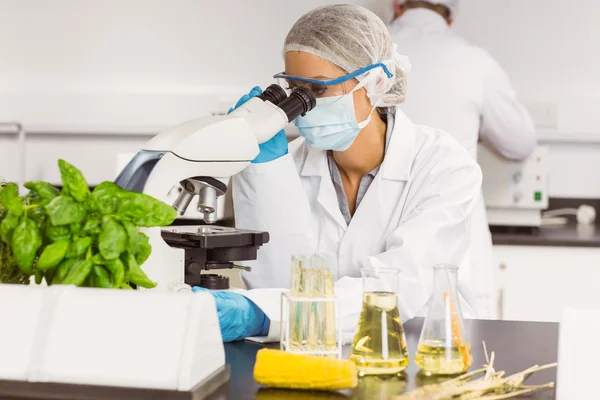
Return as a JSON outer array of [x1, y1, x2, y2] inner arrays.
[[273, 63, 394, 98]]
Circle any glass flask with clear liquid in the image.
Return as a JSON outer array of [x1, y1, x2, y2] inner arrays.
[[414, 265, 473, 376], [350, 268, 409, 376]]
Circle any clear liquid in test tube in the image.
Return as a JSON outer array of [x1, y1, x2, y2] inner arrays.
[[289, 255, 308, 350], [311, 254, 336, 355], [306, 262, 321, 351], [323, 270, 336, 352]]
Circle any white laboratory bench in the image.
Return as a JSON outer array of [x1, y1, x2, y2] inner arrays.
[[493, 245, 600, 322], [490, 206, 600, 323]]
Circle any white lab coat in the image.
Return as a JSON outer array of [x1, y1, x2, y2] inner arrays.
[[232, 108, 482, 342], [389, 9, 537, 318]]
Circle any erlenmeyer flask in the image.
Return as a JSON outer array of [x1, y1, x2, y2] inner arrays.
[[350, 268, 409, 376], [414, 265, 473, 376]]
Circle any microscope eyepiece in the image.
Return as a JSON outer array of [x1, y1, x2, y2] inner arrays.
[[277, 87, 317, 122], [258, 84, 288, 105]]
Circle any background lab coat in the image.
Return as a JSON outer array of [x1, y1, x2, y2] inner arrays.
[[390, 9, 537, 318], [232, 108, 482, 342]]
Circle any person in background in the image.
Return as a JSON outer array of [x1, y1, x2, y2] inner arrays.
[[195, 4, 483, 342], [389, 0, 537, 318]]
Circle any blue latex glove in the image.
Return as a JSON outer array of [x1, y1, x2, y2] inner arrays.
[[192, 287, 270, 342], [229, 86, 288, 164]]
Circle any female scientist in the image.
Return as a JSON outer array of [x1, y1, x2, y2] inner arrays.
[[195, 4, 482, 342]]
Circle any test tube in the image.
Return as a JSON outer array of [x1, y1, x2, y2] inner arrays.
[[306, 260, 321, 351], [289, 255, 308, 350], [311, 254, 336, 355], [323, 270, 336, 353]]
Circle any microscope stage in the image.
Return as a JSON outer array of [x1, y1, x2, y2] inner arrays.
[[161, 225, 269, 250]]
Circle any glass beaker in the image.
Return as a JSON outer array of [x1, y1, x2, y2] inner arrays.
[[350, 267, 409, 376], [282, 254, 342, 358], [414, 265, 473, 376]]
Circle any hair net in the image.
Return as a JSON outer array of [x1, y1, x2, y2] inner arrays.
[[398, 0, 459, 18], [283, 4, 411, 107]]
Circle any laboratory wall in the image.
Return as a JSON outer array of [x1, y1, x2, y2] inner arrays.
[[452, 0, 600, 199], [1, 0, 600, 196], [0, 0, 393, 185]]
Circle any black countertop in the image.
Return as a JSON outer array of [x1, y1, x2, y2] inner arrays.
[[490, 198, 600, 248], [491, 222, 600, 247], [210, 318, 558, 400]]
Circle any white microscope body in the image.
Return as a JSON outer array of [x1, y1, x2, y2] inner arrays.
[[115, 86, 315, 291]]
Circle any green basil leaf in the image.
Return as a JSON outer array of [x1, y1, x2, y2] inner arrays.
[[82, 218, 102, 236], [54, 258, 76, 284], [24, 181, 60, 201], [36, 240, 70, 271], [106, 258, 125, 288], [58, 160, 90, 203], [91, 265, 112, 288], [69, 222, 82, 235], [98, 217, 127, 260], [45, 225, 71, 242], [87, 182, 124, 214], [45, 196, 85, 226], [134, 232, 151, 266], [0, 212, 20, 245], [91, 253, 106, 265], [123, 252, 156, 289], [121, 220, 138, 250], [35, 268, 44, 285], [11, 218, 42, 275], [117, 192, 176, 227], [28, 207, 47, 229], [62, 259, 93, 286], [66, 236, 92, 259], [0, 183, 23, 216]]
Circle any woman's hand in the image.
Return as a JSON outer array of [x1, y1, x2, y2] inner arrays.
[[193, 287, 270, 342], [230, 86, 288, 164]]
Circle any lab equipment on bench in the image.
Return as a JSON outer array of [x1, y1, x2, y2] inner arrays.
[[0, 284, 228, 398], [350, 267, 409, 376], [281, 254, 342, 359], [114, 84, 316, 291], [414, 265, 472, 376], [543, 204, 597, 226], [478, 144, 549, 229]]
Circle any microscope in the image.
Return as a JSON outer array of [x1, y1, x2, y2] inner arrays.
[[114, 85, 316, 291]]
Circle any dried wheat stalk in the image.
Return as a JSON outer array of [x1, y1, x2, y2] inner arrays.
[[394, 343, 557, 400]]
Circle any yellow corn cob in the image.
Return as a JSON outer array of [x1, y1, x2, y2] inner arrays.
[[253, 349, 358, 391]]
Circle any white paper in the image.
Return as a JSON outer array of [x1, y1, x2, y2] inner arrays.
[[556, 307, 600, 400]]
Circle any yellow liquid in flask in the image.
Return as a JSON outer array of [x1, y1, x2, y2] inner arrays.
[[414, 340, 472, 375], [350, 292, 409, 376]]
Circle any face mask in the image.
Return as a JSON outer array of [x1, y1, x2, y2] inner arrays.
[[293, 91, 373, 152]]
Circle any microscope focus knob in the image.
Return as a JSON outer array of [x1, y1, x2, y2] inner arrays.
[[186, 261, 203, 276]]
